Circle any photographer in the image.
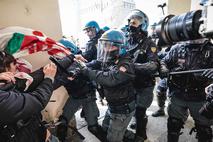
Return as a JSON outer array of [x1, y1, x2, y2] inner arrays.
[[0, 51, 58, 142], [160, 40, 213, 142]]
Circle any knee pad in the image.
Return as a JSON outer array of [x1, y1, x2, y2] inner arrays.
[[167, 117, 184, 134], [195, 124, 212, 142]]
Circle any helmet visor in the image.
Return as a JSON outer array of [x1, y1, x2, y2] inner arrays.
[[97, 40, 119, 63]]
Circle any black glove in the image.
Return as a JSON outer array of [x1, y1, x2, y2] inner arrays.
[[201, 69, 213, 79], [66, 60, 87, 77], [159, 64, 169, 79], [49, 54, 75, 74]]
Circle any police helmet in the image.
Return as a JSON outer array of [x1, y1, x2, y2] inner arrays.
[[126, 9, 149, 32], [97, 29, 127, 63], [83, 20, 100, 33]]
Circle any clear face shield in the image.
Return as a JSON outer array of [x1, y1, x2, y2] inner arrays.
[[97, 40, 119, 64]]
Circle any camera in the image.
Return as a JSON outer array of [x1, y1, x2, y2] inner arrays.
[[155, 0, 213, 47]]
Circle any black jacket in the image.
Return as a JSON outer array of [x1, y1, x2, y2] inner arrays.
[[66, 30, 104, 98], [82, 30, 104, 62], [83, 56, 135, 106], [128, 36, 159, 88], [0, 77, 54, 142], [161, 42, 213, 101]]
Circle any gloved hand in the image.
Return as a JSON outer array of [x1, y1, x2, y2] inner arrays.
[[49, 54, 75, 73], [159, 64, 170, 79], [201, 69, 213, 79], [74, 60, 87, 71], [66, 60, 87, 77]]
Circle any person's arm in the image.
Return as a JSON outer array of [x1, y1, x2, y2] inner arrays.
[[134, 62, 158, 75], [135, 39, 159, 75], [82, 63, 135, 87], [0, 63, 57, 123], [86, 60, 102, 70], [0, 72, 16, 84]]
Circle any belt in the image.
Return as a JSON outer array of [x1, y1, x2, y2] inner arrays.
[[109, 100, 135, 114], [108, 95, 136, 106]]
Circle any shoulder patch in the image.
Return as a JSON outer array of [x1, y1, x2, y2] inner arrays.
[[151, 47, 157, 53], [119, 66, 127, 72]]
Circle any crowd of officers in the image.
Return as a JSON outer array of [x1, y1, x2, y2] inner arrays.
[[0, 8, 213, 142]]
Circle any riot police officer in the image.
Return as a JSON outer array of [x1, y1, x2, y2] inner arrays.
[[125, 9, 159, 141], [56, 21, 104, 141], [79, 29, 136, 142], [160, 40, 213, 142], [82, 20, 104, 62]]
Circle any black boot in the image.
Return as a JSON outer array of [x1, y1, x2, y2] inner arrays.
[[123, 129, 136, 142], [88, 124, 107, 142], [152, 92, 166, 117], [135, 136, 145, 142], [196, 124, 212, 142], [130, 115, 136, 130], [167, 117, 184, 142], [152, 108, 165, 117], [80, 109, 85, 118], [130, 123, 136, 130], [136, 107, 148, 140]]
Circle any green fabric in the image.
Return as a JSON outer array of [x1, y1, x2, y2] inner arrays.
[[6, 33, 24, 55]]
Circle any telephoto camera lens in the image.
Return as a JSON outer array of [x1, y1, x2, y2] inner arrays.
[[156, 10, 202, 47]]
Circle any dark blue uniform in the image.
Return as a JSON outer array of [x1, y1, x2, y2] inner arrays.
[[161, 42, 213, 142], [82, 56, 136, 142], [128, 36, 159, 140]]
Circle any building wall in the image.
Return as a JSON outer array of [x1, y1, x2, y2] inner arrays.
[[167, 0, 191, 15], [0, 0, 62, 40], [79, 0, 135, 29], [191, 0, 202, 10]]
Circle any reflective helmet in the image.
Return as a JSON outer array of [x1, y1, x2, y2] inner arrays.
[[83, 20, 100, 33], [97, 29, 127, 63], [126, 9, 149, 32]]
